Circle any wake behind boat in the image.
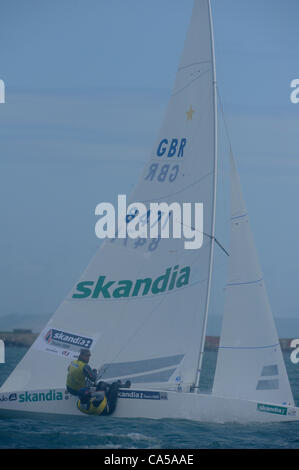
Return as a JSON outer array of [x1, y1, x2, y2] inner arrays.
[[1, 0, 298, 423]]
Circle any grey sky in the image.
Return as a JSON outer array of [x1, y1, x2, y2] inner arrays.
[[0, 0, 298, 325]]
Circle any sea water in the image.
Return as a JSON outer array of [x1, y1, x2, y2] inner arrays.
[[1, 347, 299, 449]]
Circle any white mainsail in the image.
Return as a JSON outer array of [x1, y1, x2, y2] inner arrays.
[[212, 154, 294, 406], [1, 0, 217, 393]]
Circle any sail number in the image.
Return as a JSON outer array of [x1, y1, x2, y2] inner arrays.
[[144, 138, 187, 183], [145, 163, 179, 183], [156, 138, 187, 158]]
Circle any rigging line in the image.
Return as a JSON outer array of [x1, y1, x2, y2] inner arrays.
[[214, 237, 230, 257], [204, 232, 229, 257], [217, 86, 234, 157], [177, 219, 229, 257]]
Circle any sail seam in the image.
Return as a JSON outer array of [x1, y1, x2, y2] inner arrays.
[[231, 213, 248, 220], [139, 171, 213, 203], [172, 68, 212, 96], [178, 60, 212, 70], [227, 278, 263, 287]]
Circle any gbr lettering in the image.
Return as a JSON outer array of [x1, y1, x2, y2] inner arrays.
[[144, 138, 187, 183], [156, 138, 187, 158]]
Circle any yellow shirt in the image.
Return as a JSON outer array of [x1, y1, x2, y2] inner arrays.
[[66, 360, 87, 391]]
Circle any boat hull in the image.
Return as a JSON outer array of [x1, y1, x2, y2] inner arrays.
[[0, 387, 298, 423]]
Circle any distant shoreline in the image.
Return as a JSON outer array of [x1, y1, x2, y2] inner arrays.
[[0, 331, 37, 348], [0, 331, 294, 351]]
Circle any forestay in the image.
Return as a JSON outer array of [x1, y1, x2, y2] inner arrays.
[[0, 0, 217, 393]]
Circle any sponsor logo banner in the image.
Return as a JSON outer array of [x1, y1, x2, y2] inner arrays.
[[287, 408, 297, 416], [72, 265, 191, 300], [33, 327, 98, 360], [18, 389, 68, 403], [45, 328, 93, 350], [257, 403, 287, 416], [0, 390, 69, 404], [118, 390, 167, 400], [0, 393, 17, 402]]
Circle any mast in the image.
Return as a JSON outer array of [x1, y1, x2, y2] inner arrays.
[[194, 0, 218, 391]]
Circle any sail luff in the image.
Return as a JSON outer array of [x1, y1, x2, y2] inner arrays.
[[194, 0, 218, 390]]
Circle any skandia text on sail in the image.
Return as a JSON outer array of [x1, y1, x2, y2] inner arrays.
[[72, 265, 190, 299]]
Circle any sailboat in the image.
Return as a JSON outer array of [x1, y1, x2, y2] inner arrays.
[[0, 0, 297, 423]]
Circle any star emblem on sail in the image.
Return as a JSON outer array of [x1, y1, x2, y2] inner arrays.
[[186, 106, 195, 121]]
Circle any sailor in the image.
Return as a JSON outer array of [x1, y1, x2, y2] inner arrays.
[[66, 348, 97, 404], [66, 347, 131, 415], [77, 379, 131, 416]]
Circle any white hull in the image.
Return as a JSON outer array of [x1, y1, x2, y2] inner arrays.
[[0, 387, 298, 423]]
